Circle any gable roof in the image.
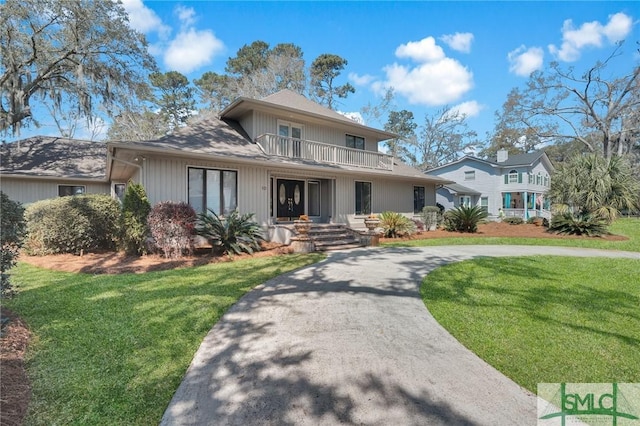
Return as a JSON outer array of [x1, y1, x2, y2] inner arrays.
[[0, 136, 107, 180], [441, 183, 481, 195], [220, 89, 397, 141], [427, 150, 553, 173]]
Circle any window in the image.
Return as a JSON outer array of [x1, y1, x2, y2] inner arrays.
[[459, 196, 471, 207], [308, 181, 320, 217], [346, 134, 365, 150], [536, 173, 542, 185], [58, 185, 85, 197], [464, 171, 475, 181], [355, 181, 371, 215], [480, 197, 488, 212], [188, 167, 237, 215], [508, 170, 519, 184], [544, 175, 549, 187], [528, 173, 534, 184], [114, 183, 126, 201], [414, 186, 425, 213]]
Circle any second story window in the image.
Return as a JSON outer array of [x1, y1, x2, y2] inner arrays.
[[346, 134, 365, 150], [464, 171, 475, 181], [508, 170, 519, 184]]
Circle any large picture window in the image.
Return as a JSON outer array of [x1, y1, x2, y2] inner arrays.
[[58, 185, 85, 197], [414, 186, 425, 214], [355, 181, 371, 215], [188, 167, 237, 215], [346, 134, 365, 150]]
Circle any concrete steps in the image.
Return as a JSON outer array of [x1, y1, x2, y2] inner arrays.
[[306, 224, 363, 251]]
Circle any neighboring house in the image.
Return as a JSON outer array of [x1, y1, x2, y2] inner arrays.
[[1, 89, 451, 243], [426, 149, 554, 220]]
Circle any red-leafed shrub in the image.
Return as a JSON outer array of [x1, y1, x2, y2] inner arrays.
[[147, 202, 197, 258]]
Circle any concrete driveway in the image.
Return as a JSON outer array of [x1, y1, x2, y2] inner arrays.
[[161, 245, 640, 425]]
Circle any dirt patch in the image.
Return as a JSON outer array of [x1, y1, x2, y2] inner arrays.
[[1, 309, 31, 426], [379, 221, 628, 242]]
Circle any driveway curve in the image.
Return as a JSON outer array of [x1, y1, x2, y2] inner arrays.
[[161, 245, 640, 426]]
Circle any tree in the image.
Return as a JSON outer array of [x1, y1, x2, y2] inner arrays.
[[309, 54, 355, 109], [503, 44, 639, 160], [225, 40, 271, 77], [383, 110, 417, 164], [416, 107, 480, 170], [547, 153, 640, 222], [194, 72, 235, 114], [106, 109, 167, 141], [149, 71, 195, 131], [0, 192, 25, 297], [480, 98, 545, 159], [361, 87, 395, 127], [0, 0, 156, 136]]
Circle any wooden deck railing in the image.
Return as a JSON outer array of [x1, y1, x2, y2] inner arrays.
[[255, 134, 394, 171]]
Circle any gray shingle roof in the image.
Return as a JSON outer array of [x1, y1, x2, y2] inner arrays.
[[493, 151, 545, 166], [442, 183, 481, 195], [0, 136, 107, 179]]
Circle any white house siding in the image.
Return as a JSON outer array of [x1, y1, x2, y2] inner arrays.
[[335, 176, 436, 228], [0, 177, 109, 205], [429, 160, 501, 214], [252, 111, 378, 151], [141, 155, 270, 226]]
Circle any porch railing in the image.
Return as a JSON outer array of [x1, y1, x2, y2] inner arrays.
[[255, 133, 394, 171], [503, 208, 551, 220]]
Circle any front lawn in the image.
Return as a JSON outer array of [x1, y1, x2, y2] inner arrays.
[[4, 253, 323, 425], [421, 256, 640, 392], [383, 217, 640, 252]]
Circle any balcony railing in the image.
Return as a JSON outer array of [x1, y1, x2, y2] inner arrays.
[[255, 133, 394, 171]]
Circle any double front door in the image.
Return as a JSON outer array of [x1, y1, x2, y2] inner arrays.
[[277, 179, 305, 220]]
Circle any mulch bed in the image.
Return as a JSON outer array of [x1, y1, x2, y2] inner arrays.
[[1, 309, 31, 426]]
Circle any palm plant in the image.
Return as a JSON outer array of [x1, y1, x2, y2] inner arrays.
[[379, 211, 416, 238], [196, 210, 264, 255], [547, 154, 640, 223], [548, 213, 608, 236], [443, 205, 488, 233]]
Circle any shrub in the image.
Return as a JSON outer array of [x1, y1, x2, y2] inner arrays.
[[379, 211, 416, 238], [147, 202, 197, 258], [504, 217, 524, 225], [443, 205, 488, 233], [24, 194, 120, 255], [196, 210, 264, 256], [421, 206, 441, 231], [119, 183, 151, 255], [548, 213, 608, 236], [412, 219, 425, 232], [1, 192, 26, 297]]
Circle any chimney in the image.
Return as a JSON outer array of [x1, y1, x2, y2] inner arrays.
[[497, 149, 508, 163]]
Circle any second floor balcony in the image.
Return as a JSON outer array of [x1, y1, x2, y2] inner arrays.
[[255, 133, 394, 171]]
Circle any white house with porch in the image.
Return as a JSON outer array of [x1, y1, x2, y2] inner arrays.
[[426, 150, 554, 220]]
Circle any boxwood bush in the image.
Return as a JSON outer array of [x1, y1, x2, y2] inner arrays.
[[25, 194, 120, 255], [1, 192, 26, 297], [147, 201, 197, 258]]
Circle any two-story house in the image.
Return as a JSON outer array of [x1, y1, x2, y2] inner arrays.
[[426, 149, 554, 219], [1, 89, 451, 243]]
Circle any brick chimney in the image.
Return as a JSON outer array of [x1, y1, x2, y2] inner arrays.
[[497, 149, 508, 163]]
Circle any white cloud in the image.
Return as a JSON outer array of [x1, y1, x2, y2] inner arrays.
[[395, 37, 445, 62], [508, 45, 544, 76], [349, 72, 375, 86], [440, 32, 474, 53], [548, 12, 633, 62], [381, 37, 473, 106], [449, 101, 483, 118], [121, 0, 171, 38], [175, 4, 197, 28], [164, 28, 224, 73]]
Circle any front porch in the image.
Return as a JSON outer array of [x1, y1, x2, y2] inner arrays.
[[256, 134, 394, 171], [502, 191, 551, 219]]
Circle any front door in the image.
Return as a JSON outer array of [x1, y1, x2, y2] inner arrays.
[[277, 179, 305, 220]]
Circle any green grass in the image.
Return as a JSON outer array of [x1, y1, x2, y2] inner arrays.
[[382, 217, 640, 252], [4, 253, 324, 425], [421, 256, 640, 393]]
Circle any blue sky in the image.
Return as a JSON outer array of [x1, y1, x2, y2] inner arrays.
[[12, 1, 640, 144]]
